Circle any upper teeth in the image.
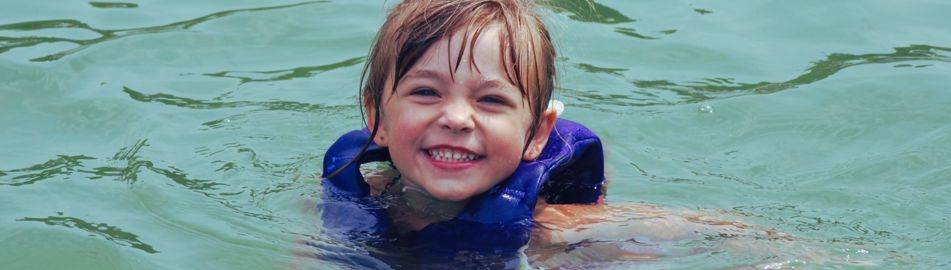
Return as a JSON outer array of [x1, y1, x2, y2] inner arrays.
[[428, 149, 478, 162]]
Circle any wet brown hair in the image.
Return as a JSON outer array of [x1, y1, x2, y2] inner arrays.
[[327, 0, 556, 179]]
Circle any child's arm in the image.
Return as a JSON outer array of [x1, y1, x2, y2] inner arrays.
[[530, 197, 789, 248]]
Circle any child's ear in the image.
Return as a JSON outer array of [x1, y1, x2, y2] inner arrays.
[[365, 103, 389, 147], [523, 105, 559, 161]]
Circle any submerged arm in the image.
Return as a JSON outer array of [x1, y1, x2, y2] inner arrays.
[[530, 198, 788, 248]]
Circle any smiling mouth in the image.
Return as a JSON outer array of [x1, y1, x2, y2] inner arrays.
[[426, 148, 482, 163]]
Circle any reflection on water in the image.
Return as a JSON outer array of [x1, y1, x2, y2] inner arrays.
[[0, 139, 227, 192], [543, 0, 668, 41], [0, 1, 321, 62], [88, 2, 139, 9], [614, 27, 658, 40], [121, 87, 353, 113], [0, 138, 290, 225], [17, 214, 159, 254], [638, 44, 951, 98], [544, 0, 682, 41], [542, 0, 636, 25], [0, 155, 96, 187], [83, 139, 151, 184], [567, 45, 951, 111], [80, 140, 230, 194], [203, 56, 364, 84], [693, 8, 713, 15]]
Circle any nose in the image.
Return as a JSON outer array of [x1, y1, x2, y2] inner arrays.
[[437, 100, 475, 133]]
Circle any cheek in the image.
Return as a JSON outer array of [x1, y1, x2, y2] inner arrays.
[[385, 109, 429, 151], [485, 119, 530, 162]]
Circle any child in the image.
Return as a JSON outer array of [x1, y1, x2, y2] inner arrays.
[[319, 0, 603, 259], [314, 0, 790, 268]]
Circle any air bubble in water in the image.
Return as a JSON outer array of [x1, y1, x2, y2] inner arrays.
[[698, 104, 714, 113]]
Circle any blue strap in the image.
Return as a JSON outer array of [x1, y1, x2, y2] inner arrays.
[[320, 129, 395, 243], [322, 129, 390, 196], [320, 119, 605, 257]]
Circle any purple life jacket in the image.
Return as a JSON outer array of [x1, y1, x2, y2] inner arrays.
[[320, 118, 604, 258]]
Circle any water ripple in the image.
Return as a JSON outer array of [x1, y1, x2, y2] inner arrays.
[[2, 139, 289, 224], [636, 45, 951, 100], [0, 155, 96, 186], [203, 56, 365, 84], [121, 87, 353, 113], [17, 214, 159, 253], [614, 27, 659, 40], [0, 1, 323, 62], [82, 139, 151, 184], [565, 45, 951, 113], [88, 2, 139, 9], [542, 0, 636, 25]]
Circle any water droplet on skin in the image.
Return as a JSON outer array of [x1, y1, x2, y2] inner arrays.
[[698, 104, 714, 113]]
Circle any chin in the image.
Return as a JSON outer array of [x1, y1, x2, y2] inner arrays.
[[410, 175, 495, 202], [430, 191, 473, 203], [424, 187, 478, 203]]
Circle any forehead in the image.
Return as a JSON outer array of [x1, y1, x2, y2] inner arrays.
[[403, 25, 517, 86]]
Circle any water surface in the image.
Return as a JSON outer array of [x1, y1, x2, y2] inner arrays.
[[2, 0, 950, 269]]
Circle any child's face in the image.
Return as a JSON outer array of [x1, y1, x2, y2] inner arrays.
[[369, 25, 548, 202]]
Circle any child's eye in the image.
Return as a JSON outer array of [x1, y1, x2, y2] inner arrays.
[[411, 88, 440, 97], [478, 95, 508, 105]]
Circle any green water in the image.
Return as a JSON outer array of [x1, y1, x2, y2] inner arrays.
[[2, 0, 949, 269]]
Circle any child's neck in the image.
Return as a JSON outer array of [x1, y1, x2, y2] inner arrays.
[[362, 166, 471, 234], [385, 180, 469, 235], [388, 180, 469, 220]]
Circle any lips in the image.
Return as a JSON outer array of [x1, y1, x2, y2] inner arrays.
[[425, 147, 482, 163]]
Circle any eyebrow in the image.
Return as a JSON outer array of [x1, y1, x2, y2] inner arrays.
[[472, 77, 519, 94], [400, 69, 449, 84]]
